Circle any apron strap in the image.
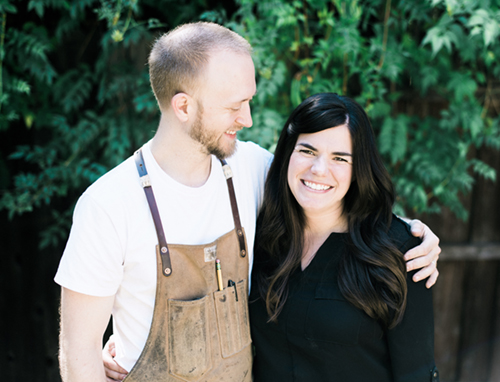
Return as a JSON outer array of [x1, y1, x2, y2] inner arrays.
[[134, 149, 173, 277], [133, 148, 248, 277], [219, 159, 247, 258]]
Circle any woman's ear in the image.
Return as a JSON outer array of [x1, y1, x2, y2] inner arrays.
[[171, 92, 193, 123]]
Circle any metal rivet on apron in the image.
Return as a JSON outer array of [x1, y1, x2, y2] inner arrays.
[[237, 230, 243, 236], [165, 268, 171, 275], [161, 247, 168, 253], [240, 250, 246, 257]]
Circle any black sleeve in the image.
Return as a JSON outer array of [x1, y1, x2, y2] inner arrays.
[[387, 217, 439, 382]]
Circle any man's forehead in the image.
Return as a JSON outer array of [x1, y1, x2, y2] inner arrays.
[[200, 52, 256, 100]]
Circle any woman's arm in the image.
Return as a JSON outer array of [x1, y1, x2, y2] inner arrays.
[[387, 268, 439, 382], [387, 220, 439, 382]]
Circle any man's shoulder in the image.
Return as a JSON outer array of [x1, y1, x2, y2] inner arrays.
[[236, 140, 272, 158], [81, 155, 140, 205], [229, 140, 273, 167]]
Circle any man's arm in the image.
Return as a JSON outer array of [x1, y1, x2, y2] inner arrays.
[[59, 287, 115, 382], [403, 218, 441, 288]]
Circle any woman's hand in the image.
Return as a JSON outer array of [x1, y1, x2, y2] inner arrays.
[[103, 335, 128, 382], [401, 218, 441, 288]]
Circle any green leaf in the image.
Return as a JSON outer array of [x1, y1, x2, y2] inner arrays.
[[12, 79, 31, 94], [447, 72, 477, 102], [484, 19, 500, 46], [378, 116, 408, 165], [367, 101, 391, 119], [419, 66, 439, 94], [0, 2, 17, 13], [290, 77, 302, 108], [27, 0, 44, 18], [470, 159, 497, 182]]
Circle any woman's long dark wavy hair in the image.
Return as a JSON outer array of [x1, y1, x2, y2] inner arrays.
[[256, 93, 408, 328]]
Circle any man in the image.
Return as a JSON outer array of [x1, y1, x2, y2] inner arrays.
[[55, 22, 440, 382]]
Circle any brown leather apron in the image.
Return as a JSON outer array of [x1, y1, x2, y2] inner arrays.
[[124, 149, 252, 382]]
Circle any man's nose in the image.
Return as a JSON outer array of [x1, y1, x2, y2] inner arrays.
[[236, 102, 253, 128]]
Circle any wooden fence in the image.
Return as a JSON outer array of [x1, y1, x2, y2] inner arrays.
[[420, 134, 500, 381], [401, 92, 500, 382]]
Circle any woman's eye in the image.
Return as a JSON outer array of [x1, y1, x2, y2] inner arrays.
[[333, 156, 348, 163], [300, 149, 314, 155]]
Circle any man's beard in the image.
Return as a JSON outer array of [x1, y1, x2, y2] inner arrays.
[[189, 106, 237, 160]]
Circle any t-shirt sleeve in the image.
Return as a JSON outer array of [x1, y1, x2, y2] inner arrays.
[[233, 140, 273, 212], [386, 218, 438, 381], [54, 192, 125, 296], [249, 142, 273, 212]]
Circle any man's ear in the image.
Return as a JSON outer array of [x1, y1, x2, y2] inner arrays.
[[171, 93, 193, 123]]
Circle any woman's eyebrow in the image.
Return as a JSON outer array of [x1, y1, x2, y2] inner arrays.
[[296, 142, 317, 151], [296, 142, 352, 157]]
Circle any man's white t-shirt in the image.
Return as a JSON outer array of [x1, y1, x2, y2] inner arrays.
[[54, 140, 273, 371]]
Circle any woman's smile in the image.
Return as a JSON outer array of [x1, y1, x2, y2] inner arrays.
[[301, 179, 332, 191]]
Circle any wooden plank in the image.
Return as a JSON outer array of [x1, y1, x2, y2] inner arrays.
[[469, 145, 500, 242], [418, 208, 472, 244], [457, 261, 499, 381], [440, 244, 500, 260], [433, 261, 467, 381], [489, 269, 500, 381]]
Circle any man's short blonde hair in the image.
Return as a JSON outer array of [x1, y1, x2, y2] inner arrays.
[[149, 22, 252, 110]]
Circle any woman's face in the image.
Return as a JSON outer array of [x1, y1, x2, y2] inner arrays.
[[287, 125, 353, 219]]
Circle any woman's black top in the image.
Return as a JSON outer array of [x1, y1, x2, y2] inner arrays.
[[249, 217, 439, 382]]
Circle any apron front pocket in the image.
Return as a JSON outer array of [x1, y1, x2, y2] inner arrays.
[[168, 295, 212, 381], [213, 279, 252, 358]]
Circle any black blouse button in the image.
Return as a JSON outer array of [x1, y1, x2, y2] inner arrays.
[[431, 366, 439, 381]]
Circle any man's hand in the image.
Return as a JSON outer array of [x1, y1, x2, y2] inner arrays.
[[401, 218, 441, 288], [103, 335, 128, 382]]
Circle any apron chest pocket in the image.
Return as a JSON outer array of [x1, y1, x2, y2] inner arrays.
[[213, 279, 252, 358], [168, 295, 212, 381]]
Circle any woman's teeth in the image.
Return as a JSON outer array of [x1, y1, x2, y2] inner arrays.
[[303, 180, 331, 191]]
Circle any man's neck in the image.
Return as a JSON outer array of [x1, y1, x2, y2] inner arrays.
[[150, 116, 213, 188]]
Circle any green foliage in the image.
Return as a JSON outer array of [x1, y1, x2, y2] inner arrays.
[[0, 0, 218, 243], [231, 0, 500, 220], [1, 0, 499, 249]]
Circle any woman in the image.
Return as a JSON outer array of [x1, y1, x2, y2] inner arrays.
[[102, 93, 439, 382], [249, 93, 438, 381]]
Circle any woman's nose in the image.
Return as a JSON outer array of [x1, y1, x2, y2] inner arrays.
[[310, 155, 328, 176]]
